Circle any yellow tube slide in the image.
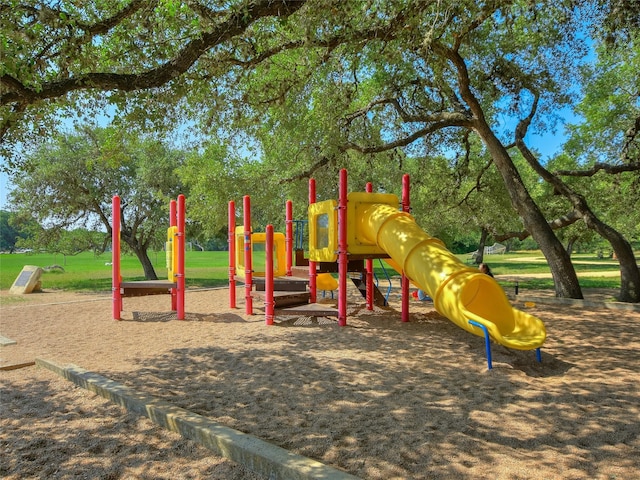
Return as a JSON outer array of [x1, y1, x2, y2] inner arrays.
[[360, 204, 546, 350]]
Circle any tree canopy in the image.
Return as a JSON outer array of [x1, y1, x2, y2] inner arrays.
[[1, 0, 307, 164], [2, 1, 639, 300], [0, 210, 33, 252]]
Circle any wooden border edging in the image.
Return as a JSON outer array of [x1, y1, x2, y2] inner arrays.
[[35, 358, 359, 480], [0, 361, 35, 371]]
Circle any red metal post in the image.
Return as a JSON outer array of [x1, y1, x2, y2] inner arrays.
[[243, 195, 253, 315], [338, 169, 348, 326], [365, 182, 374, 311], [265, 225, 275, 325], [176, 194, 186, 320], [401, 174, 410, 322], [170, 199, 177, 311], [285, 200, 293, 276], [112, 195, 121, 320], [308, 179, 317, 303], [228, 200, 237, 308]]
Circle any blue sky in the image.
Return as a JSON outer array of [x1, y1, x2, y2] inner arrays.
[[1, 172, 11, 210]]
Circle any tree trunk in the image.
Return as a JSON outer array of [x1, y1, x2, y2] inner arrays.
[[574, 201, 639, 302], [475, 227, 489, 265], [566, 236, 578, 256], [134, 247, 158, 281], [121, 233, 159, 281], [597, 222, 640, 302], [475, 124, 583, 298], [516, 128, 640, 302]]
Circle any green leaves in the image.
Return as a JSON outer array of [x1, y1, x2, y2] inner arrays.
[[1, 1, 309, 162], [8, 125, 185, 274]]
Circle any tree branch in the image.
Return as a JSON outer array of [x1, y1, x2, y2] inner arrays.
[[555, 161, 640, 177], [429, 40, 484, 125], [621, 113, 640, 162], [1, 1, 307, 106], [214, 3, 414, 73], [64, 0, 151, 36], [344, 97, 469, 125], [517, 95, 640, 178], [452, 2, 502, 50], [494, 210, 582, 242], [456, 156, 493, 206], [281, 155, 333, 182], [342, 117, 472, 154]]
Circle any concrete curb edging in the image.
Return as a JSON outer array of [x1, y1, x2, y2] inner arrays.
[[36, 358, 359, 480], [0, 335, 17, 346]]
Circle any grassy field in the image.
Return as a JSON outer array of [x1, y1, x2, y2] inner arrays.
[[0, 249, 630, 293], [0, 250, 230, 292]]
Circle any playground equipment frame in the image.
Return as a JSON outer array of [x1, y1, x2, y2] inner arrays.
[[111, 194, 186, 320]]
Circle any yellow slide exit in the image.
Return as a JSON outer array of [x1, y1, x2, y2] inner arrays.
[[360, 203, 546, 350]]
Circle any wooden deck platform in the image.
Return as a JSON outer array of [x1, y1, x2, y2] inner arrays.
[[252, 290, 311, 309], [250, 276, 309, 292], [120, 280, 176, 297], [234, 271, 339, 317], [275, 302, 338, 317]]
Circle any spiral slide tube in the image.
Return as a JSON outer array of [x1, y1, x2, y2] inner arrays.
[[359, 203, 546, 350]]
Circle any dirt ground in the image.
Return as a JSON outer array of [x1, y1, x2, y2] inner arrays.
[[1, 283, 639, 479]]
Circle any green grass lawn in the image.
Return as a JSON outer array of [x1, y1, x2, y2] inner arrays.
[[0, 249, 631, 293], [460, 251, 627, 291], [0, 250, 231, 292]]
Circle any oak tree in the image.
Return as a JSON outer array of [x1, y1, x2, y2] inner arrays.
[[9, 126, 185, 279]]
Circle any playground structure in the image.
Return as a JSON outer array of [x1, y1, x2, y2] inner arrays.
[[228, 189, 391, 321], [228, 196, 345, 321], [231, 169, 545, 367], [111, 195, 186, 320]]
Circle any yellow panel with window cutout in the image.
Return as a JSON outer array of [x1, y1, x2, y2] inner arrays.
[[234, 226, 286, 277], [235, 226, 250, 273], [308, 200, 338, 262], [251, 232, 286, 277]]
